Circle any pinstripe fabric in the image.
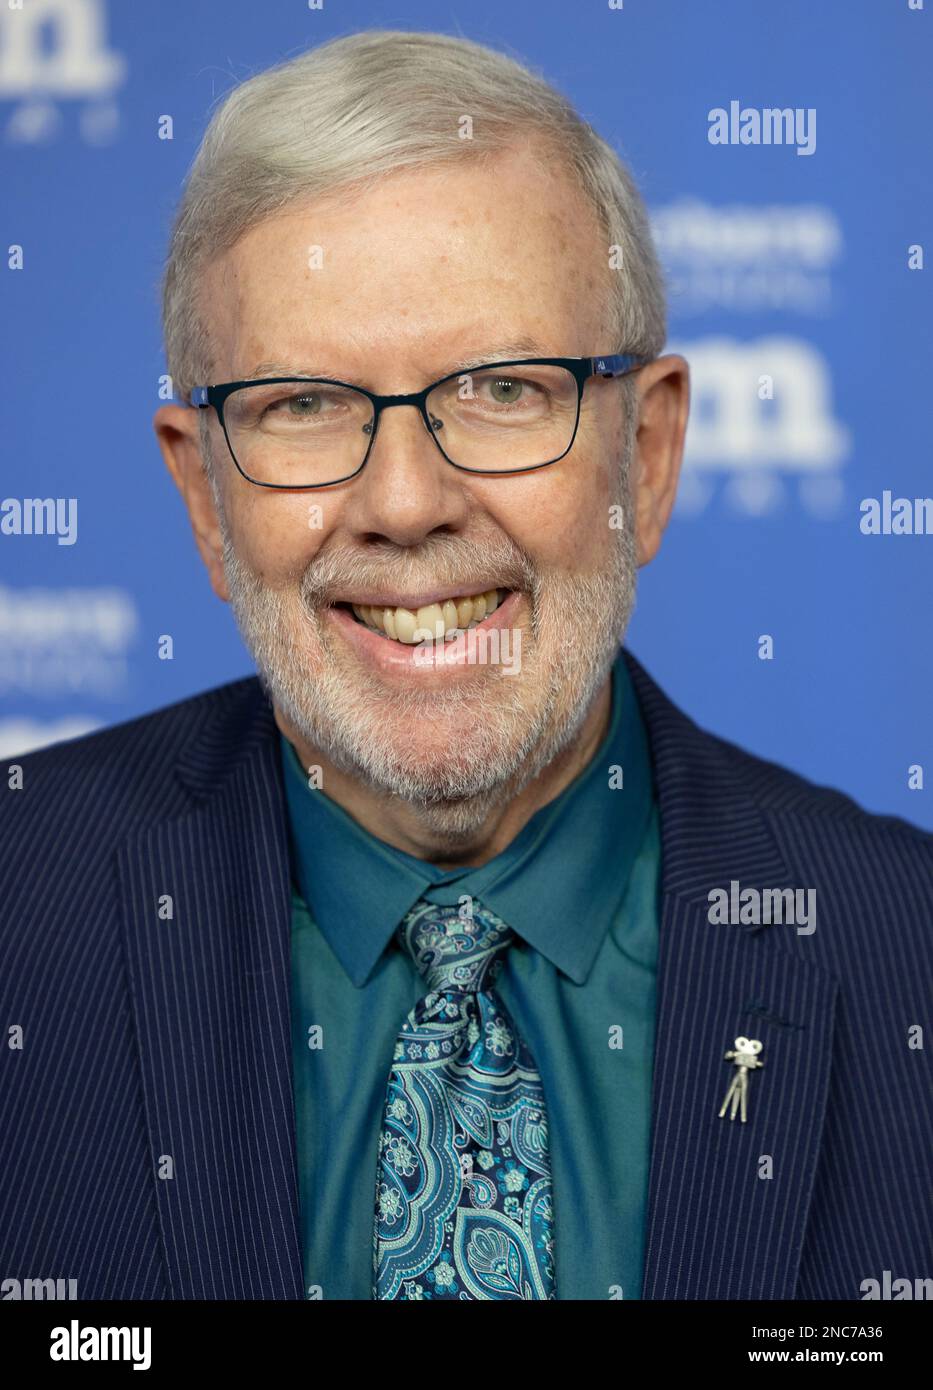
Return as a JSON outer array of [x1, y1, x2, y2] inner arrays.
[[628, 656, 933, 1299], [0, 651, 930, 1299], [0, 679, 302, 1300]]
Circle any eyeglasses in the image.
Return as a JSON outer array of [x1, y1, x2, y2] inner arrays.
[[189, 354, 648, 490]]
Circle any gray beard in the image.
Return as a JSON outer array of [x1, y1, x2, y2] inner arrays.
[[216, 430, 638, 846]]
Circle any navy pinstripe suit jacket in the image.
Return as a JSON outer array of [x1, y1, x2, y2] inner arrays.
[[1, 649, 930, 1300]]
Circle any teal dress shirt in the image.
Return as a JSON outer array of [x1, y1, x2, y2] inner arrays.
[[282, 648, 661, 1300]]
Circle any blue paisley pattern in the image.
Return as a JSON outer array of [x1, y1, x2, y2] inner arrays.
[[373, 900, 556, 1300]]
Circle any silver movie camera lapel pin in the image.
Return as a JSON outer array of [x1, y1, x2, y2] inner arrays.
[[718, 1036, 764, 1123]]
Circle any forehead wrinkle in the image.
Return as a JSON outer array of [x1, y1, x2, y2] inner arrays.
[[241, 336, 558, 386]]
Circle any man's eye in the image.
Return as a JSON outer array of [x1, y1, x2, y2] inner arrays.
[[269, 392, 327, 415], [487, 377, 524, 404], [262, 390, 345, 421], [286, 392, 323, 415], [476, 375, 549, 406]]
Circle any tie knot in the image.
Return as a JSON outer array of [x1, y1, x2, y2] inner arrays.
[[396, 899, 515, 995]]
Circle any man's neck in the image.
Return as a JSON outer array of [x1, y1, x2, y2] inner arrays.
[[275, 677, 613, 870]]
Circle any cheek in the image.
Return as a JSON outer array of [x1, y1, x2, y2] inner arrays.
[[225, 493, 332, 582], [503, 440, 613, 570], [575, 415, 626, 547]]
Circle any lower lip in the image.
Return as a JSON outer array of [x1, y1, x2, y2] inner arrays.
[[326, 590, 522, 674]]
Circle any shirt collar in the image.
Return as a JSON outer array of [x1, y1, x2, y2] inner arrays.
[[280, 646, 654, 987]]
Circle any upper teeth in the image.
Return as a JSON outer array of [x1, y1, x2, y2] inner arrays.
[[351, 589, 503, 643]]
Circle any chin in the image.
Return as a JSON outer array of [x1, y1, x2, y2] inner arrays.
[[355, 728, 524, 805]]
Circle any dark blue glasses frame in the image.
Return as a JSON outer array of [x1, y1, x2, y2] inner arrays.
[[190, 353, 648, 490]]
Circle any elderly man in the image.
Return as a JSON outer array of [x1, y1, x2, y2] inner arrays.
[[1, 31, 929, 1304]]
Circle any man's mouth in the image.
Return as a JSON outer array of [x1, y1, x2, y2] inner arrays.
[[334, 588, 507, 644]]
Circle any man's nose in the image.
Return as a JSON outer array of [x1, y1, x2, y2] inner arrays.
[[345, 402, 472, 546]]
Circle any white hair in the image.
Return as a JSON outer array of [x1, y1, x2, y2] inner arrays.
[[159, 29, 667, 407]]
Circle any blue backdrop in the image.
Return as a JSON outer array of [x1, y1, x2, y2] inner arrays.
[[2, 0, 930, 828]]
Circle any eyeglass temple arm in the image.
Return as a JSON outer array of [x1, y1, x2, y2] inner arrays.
[[589, 354, 647, 379]]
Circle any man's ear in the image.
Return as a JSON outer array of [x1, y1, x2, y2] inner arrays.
[[630, 354, 690, 567], [153, 404, 230, 602]]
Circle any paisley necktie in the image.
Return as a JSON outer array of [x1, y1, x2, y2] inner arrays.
[[372, 898, 556, 1300]]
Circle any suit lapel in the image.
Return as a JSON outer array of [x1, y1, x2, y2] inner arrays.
[[626, 651, 838, 1299], [116, 682, 304, 1299]]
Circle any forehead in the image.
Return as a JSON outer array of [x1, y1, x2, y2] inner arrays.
[[203, 145, 613, 382]]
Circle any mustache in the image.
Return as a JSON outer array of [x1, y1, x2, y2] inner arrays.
[[295, 532, 539, 608]]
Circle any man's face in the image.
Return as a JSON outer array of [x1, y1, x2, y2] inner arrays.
[[175, 146, 666, 837]]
